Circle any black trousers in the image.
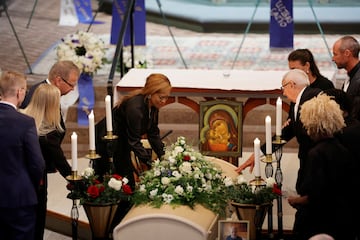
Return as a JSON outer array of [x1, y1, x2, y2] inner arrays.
[[34, 172, 47, 240]]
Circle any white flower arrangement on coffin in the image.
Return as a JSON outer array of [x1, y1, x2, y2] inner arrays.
[[132, 136, 229, 216], [56, 31, 106, 74], [120, 46, 153, 73]]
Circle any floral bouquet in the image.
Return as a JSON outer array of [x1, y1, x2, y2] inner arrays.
[[132, 136, 229, 215], [56, 31, 106, 74], [67, 167, 133, 205], [119, 46, 153, 73], [224, 175, 281, 205]]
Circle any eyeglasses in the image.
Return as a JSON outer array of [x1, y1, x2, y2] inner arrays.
[[280, 81, 291, 90], [60, 76, 75, 88], [158, 94, 169, 101]]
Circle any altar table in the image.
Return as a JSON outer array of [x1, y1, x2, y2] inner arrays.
[[115, 69, 335, 119]]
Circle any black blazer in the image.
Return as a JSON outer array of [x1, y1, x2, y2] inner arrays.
[[261, 87, 322, 194]]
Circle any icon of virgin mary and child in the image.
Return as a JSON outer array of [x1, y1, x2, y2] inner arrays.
[[200, 105, 239, 152]]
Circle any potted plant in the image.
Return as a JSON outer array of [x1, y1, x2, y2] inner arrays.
[[68, 168, 132, 239], [224, 175, 281, 240]]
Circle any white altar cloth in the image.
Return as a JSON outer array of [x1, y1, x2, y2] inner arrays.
[[116, 68, 335, 92]]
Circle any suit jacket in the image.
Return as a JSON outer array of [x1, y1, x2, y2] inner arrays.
[[21, 80, 46, 109], [345, 61, 360, 97], [0, 103, 45, 207], [344, 62, 360, 120], [261, 87, 321, 194]]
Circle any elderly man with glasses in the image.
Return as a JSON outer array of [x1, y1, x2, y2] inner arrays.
[[236, 69, 322, 240], [20, 60, 80, 240]]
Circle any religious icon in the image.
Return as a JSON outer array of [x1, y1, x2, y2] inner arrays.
[[199, 100, 242, 157]]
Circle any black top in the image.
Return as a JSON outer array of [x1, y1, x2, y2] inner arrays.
[[95, 94, 164, 188], [309, 75, 334, 90], [300, 137, 357, 239]]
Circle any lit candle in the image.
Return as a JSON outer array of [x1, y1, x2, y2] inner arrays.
[[276, 97, 282, 136], [254, 138, 261, 177], [88, 110, 95, 151], [71, 132, 78, 171], [105, 95, 113, 132], [265, 116, 272, 154]]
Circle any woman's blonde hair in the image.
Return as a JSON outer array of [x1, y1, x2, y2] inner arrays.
[[116, 73, 171, 106], [300, 93, 345, 140], [21, 84, 63, 135]]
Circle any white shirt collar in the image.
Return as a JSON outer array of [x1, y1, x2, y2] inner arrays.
[[0, 101, 17, 109]]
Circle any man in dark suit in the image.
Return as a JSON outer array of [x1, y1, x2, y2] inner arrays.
[[0, 70, 45, 239], [20, 60, 80, 240], [235, 69, 322, 240], [332, 35, 360, 120], [236, 69, 321, 180]]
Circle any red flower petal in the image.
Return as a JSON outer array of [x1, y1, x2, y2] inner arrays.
[[122, 184, 133, 195]]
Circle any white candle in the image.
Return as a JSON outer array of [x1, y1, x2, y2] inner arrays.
[[265, 116, 272, 154], [71, 132, 78, 171], [88, 110, 95, 151], [276, 97, 282, 136], [254, 138, 261, 177], [105, 95, 113, 132]]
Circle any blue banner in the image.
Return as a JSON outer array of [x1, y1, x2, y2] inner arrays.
[[110, 0, 146, 46], [269, 0, 293, 49], [74, 0, 103, 24], [77, 73, 95, 126]]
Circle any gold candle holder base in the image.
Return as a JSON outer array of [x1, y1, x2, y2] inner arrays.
[[261, 154, 274, 163], [273, 135, 287, 145], [85, 150, 101, 160], [66, 171, 82, 181], [249, 176, 266, 187], [102, 131, 118, 140]]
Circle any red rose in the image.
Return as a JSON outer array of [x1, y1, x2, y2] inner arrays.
[[122, 184, 133, 195], [272, 184, 282, 196], [112, 174, 122, 180], [99, 185, 105, 193], [87, 185, 100, 198], [183, 155, 191, 161]]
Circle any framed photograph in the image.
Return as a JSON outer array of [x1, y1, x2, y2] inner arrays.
[[199, 100, 243, 157], [218, 220, 249, 240]]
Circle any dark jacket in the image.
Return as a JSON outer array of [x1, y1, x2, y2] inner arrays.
[[300, 137, 357, 239], [39, 130, 71, 178], [96, 94, 164, 188], [261, 87, 322, 194], [0, 103, 45, 207]]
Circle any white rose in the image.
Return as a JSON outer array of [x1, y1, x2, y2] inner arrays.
[[139, 184, 146, 192], [174, 185, 184, 195], [122, 177, 129, 185], [108, 178, 123, 191], [149, 189, 158, 199], [237, 175, 247, 184], [265, 177, 276, 187], [82, 167, 94, 178], [161, 177, 170, 185], [223, 177, 234, 187]]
